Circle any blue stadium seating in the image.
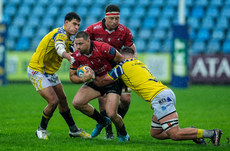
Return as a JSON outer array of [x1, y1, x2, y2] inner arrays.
[[201, 17, 214, 29], [13, 15, 26, 27], [133, 6, 145, 18], [3, 0, 230, 54], [192, 40, 205, 54], [8, 25, 20, 40], [32, 5, 45, 17], [120, 6, 131, 18], [222, 40, 230, 53], [27, 16, 40, 28], [216, 17, 228, 29], [191, 6, 204, 18], [158, 18, 170, 29], [207, 40, 221, 53], [206, 7, 219, 18], [22, 26, 34, 39], [138, 29, 152, 40], [4, 4, 17, 17], [212, 29, 225, 41], [153, 29, 166, 40], [135, 39, 146, 53], [195, 0, 208, 6], [147, 40, 160, 52], [143, 17, 156, 29], [17, 5, 30, 17], [147, 6, 160, 18], [47, 6, 59, 17], [15, 37, 30, 51], [197, 28, 210, 41]]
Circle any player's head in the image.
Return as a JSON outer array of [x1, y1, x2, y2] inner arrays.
[[74, 31, 91, 54], [104, 4, 120, 30], [64, 12, 81, 36], [121, 47, 135, 58]]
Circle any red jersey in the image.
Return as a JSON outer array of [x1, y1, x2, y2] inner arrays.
[[85, 19, 133, 52], [71, 41, 116, 76]]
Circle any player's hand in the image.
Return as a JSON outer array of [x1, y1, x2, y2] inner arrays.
[[69, 56, 75, 64], [82, 69, 95, 82]]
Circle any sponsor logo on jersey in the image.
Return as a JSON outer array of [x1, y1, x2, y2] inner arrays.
[[94, 25, 102, 29]]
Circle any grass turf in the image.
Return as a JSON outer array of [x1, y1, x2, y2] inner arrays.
[[0, 83, 230, 151]]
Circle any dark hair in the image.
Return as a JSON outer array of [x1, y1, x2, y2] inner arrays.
[[121, 47, 134, 55], [65, 12, 81, 22], [105, 4, 120, 13], [75, 31, 89, 40]]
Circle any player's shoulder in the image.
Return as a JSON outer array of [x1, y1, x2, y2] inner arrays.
[[87, 20, 103, 30], [117, 23, 130, 32]]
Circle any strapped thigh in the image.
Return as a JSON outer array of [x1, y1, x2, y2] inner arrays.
[[161, 118, 178, 131], [151, 120, 162, 129]]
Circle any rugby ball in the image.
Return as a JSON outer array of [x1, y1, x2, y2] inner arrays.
[[76, 65, 95, 80]]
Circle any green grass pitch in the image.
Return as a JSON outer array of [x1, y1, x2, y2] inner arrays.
[[0, 83, 230, 151]]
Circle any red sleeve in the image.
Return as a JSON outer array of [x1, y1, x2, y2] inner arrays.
[[85, 25, 93, 39], [124, 27, 134, 47], [101, 43, 116, 61]]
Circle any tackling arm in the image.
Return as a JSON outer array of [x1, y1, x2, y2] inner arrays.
[[113, 50, 124, 64], [55, 42, 75, 64], [93, 74, 115, 87]]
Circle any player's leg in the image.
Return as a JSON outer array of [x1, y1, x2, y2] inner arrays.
[[54, 83, 91, 138], [153, 89, 222, 146], [150, 115, 170, 139], [72, 84, 110, 127], [98, 95, 114, 139], [118, 87, 132, 118], [27, 68, 59, 139]]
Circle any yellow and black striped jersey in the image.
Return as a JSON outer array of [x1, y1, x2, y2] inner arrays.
[[28, 26, 74, 74], [108, 58, 168, 102]]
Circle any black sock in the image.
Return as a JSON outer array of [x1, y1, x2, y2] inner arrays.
[[100, 111, 113, 134], [118, 105, 129, 118], [60, 109, 78, 132], [117, 124, 127, 136], [40, 111, 51, 130], [89, 109, 106, 124]]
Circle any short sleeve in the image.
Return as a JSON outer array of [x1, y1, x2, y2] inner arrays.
[[54, 33, 68, 44], [124, 28, 134, 47], [108, 64, 124, 80], [101, 43, 117, 61]]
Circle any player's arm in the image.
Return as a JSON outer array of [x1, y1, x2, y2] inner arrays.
[[55, 41, 75, 64], [113, 50, 124, 64], [94, 64, 123, 87], [94, 74, 115, 87], [69, 68, 94, 84]]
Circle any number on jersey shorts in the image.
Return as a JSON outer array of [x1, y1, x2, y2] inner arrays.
[[27, 67, 61, 91], [151, 89, 176, 120]]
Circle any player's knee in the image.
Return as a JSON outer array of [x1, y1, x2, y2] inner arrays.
[[72, 99, 83, 109], [121, 94, 131, 102], [106, 111, 116, 120]]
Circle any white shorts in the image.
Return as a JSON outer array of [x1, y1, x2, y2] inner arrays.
[[27, 67, 61, 91], [151, 89, 176, 120]]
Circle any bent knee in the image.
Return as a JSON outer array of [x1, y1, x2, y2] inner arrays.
[[72, 99, 84, 109], [106, 111, 117, 120]]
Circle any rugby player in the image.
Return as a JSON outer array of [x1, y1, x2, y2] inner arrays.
[[93, 47, 222, 146], [85, 4, 136, 139], [69, 31, 130, 142], [27, 12, 91, 139]]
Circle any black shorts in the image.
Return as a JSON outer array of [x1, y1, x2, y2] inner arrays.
[[85, 80, 123, 96]]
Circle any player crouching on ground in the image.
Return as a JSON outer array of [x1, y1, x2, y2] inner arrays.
[[93, 47, 222, 146]]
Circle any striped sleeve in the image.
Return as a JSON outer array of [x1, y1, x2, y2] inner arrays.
[[108, 64, 124, 80]]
